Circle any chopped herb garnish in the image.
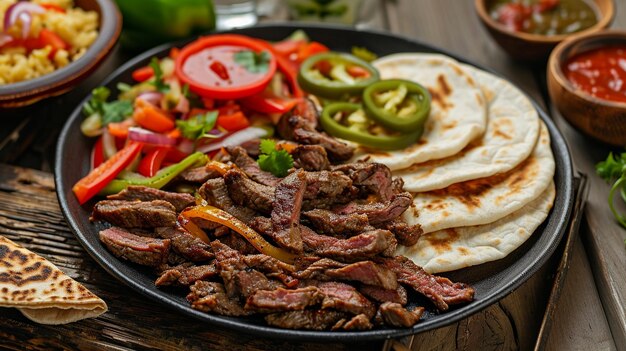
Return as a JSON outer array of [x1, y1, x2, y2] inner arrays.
[[352, 46, 378, 62], [182, 83, 190, 98], [149, 57, 170, 93], [234, 50, 271, 74], [596, 151, 626, 229], [176, 111, 219, 140], [116, 82, 132, 92], [257, 139, 294, 177], [82, 86, 133, 125]]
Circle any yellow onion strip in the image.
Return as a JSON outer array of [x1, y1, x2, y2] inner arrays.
[[179, 205, 297, 264], [206, 161, 235, 176], [178, 215, 211, 244]]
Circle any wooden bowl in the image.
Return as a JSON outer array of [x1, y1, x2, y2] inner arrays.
[[0, 0, 121, 108], [475, 0, 615, 61], [548, 30, 626, 146]]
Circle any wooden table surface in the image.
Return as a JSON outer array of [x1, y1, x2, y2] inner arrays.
[[0, 1, 624, 350]]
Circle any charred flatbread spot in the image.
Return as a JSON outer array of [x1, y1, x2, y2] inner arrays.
[[491, 119, 513, 140], [437, 75, 452, 96], [423, 199, 446, 211], [0, 245, 8, 259], [8, 249, 28, 264], [442, 121, 457, 130], [457, 247, 469, 256], [24, 262, 41, 272], [425, 229, 459, 253], [476, 92, 484, 106]]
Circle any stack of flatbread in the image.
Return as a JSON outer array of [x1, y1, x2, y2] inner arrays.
[[352, 54, 555, 274], [0, 235, 107, 324]]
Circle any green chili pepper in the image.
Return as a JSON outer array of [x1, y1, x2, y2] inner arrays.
[[298, 52, 379, 98], [99, 152, 207, 195], [320, 102, 423, 151], [362, 79, 431, 133]]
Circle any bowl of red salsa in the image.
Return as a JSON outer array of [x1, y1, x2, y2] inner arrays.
[[475, 0, 614, 61], [548, 29, 626, 146]]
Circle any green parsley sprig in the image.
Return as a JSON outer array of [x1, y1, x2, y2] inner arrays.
[[176, 111, 219, 141], [596, 151, 626, 229], [82, 86, 133, 125], [149, 58, 170, 93], [257, 139, 294, 177], [234, 50, 271, 74]]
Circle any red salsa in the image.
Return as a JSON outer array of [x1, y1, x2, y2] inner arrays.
[[564, 46, 626, 104]]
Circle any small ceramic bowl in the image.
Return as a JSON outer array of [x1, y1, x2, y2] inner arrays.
[[475, 0, 615, 61], [548, 30, 626, 146], [0, 0, 121, 108]]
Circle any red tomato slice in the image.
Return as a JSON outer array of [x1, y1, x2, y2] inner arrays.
[[138, 147, 169, 177]]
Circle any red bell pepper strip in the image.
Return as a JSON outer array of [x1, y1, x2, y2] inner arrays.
[[91, 137, 104, 169], [133, 99, 175, 132], [73, 142, 143, 204], [240, 93, 300, 114], [132, 66, 154, 82], [40, 3, 66, 13], [138, 147, 169, 177], [217, 111, 249, 132]]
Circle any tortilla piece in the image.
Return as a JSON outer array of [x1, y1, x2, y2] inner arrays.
[[0, 236, 107, 324], [352, 54, 487, 171], [397, 181, 555, 273], [404, 121, 555, 234], [395, 65, 540, 192]]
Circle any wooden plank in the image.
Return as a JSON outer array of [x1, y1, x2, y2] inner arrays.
[[0, 164, 378, 351]]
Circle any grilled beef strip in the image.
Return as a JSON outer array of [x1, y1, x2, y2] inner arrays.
[[198, 178, 256, 223], [178, 166, 220, 184], [218, 231, 258, 255], [271, 170, 307, 253], [377, 302, 424, 328], [300, 227, 397, 261], [303, 209, 369, 236], [313, 281, 376, 318], [155, 264, 218, 287], [377, 219, 423, 247], [302, 171, 356, 209], [292, 145, 331, 171], [332, 163, 395, 201], [187, 281, 249, 316], [277, 98, 319, 139], [234, 269, 283, 298], [293, 257, 346, 280], [245, 286, 324, 312], [228, 146, 281, 187], [92, 200, 177, 228], [223, 169, 275, 214], [239, 138, 261, 158], [334, 192, 413, 224], [243, 254, 299, 288], [359, 284, 408, 305], [99, 227, 170, 267], [265, 310, 348, 330], [332, 314, 373, 331], [155, 227, 213, 262], [106, 186, 195, 212], [325, 260, 398, 290], [379, 256, 475, 311]]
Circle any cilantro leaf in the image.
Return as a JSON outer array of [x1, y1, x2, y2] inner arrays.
[[176, 111, 218, 140], [234, 50, 271, 74], [82, 86, 133, 125], [596, 151, 626, 230], [82, 86, 110, 116], [149, 57, 170, 93], [257, 139, 294, 177]]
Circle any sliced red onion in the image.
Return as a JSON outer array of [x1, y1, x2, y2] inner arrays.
[[136, 92, 163, 106], [173, 95, 190, 114], [177, 138, 195, 154], [128, 127, 177, 146], [4, 2, 45, 38], [196, 127, 269, 154]]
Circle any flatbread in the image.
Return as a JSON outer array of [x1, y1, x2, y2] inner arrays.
[[404, 121, 555, 234], [0, 236, 107, 324], [397, 181, 555, 273], [395, 65, 540, 192], [352, 53, 487, 171]]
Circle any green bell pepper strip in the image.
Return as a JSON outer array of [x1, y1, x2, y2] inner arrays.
[[362, 79, 431, 133], [297, 52, 379, 98], [320, 103, 423, 151], [99, 152, 207, 195]]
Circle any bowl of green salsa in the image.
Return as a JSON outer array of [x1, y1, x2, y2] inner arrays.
[[475, 0, 615, 61]]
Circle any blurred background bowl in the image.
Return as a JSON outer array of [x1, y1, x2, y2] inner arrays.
[[475, 0, 615, 62], [0, 0, 122, 108], [548, 29, 626, 146]]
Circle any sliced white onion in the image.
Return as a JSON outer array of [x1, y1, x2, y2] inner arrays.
[[136, 91, 163, 106], [196, 127, 269, 154], [4, 2, 45, 38], [128, 127, 177, 146], [173, 94, 190, 114]]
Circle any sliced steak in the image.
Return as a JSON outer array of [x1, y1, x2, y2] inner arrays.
[[219, 232, 258, 255], [178, 166, 220, 183], [245, 287, 324, 312], [234, 269, 283, 298], [155, 227, 213, 262], [107, 186, 195, 212], [293, 257, 347, 280], [326, 261, 398, 290], [265, 310, 348, 330], [293, 128, 354, 162], [277, 98, 319, 139], [302, 171, 356, 209], [315, 281, 376, 318], [332, 163, 394, 201], [99, 227, 170, 267], [378, 219, 422, 247], [359, 285, 408, 305], [244, 254, 299, 288], [334, 192, 413, 224], [92, 200, 177, 228], [224, 169, 275, 214], [228, 146, 281, 187], [271, 170, 307, 253], [292, 145, 330, 171], [210, 240, 247, 297], [155, 264, 217, 287], [332, 314, 373, 331], [187, 281, 249, 316], [380, 256, 475, 311], [198, 178, 256, 223], [239, 138, 261, 158], [301, 228, 397, 261], [303, 209, 369, 236], [378, 302, 424, 328]]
